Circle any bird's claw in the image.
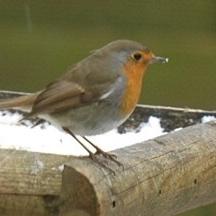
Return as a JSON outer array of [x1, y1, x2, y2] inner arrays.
[[88, 152, 116, 175], [95, 150, 123, 167]]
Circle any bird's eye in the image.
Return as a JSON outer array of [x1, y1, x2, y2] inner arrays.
[[132, 52, 143, 61]]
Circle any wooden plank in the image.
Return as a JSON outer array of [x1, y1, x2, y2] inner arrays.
[[60, 121, 216, 216], [0, 150, 71, 195]]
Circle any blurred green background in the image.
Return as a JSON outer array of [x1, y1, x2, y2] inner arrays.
[[0, 1, 215, 215]]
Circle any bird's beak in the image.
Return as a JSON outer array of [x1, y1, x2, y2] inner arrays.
[[150, 55, 169, 64]]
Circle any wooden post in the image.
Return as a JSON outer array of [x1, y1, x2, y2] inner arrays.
[[0, 121, 216, 215]]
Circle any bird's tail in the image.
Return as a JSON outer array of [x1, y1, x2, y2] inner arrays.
[[0, 94, 38, 112]]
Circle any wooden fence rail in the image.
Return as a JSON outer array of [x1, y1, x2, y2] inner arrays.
[[0, 121, 216, 216]]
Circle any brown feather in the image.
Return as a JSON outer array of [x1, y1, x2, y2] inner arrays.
[[30, 80, 86, 115], [0, 94, 38, 112], [29, 77, 115, 116]]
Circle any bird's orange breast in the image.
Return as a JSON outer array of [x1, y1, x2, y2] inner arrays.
[[120, 62, 146, 116]]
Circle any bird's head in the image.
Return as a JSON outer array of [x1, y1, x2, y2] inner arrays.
[[99, 39, 168, 77]]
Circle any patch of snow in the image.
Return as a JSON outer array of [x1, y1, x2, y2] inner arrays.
[[58, 165, 64, 172], [0, 111, 165, 156], [173, 127, 183, 132], [201, 115, 216, 123]]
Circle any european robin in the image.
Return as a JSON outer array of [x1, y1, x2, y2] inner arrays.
[[0, 40, 168, 166]]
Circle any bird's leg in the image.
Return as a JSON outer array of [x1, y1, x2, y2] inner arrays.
[[62, 127, 117, 173], [63, 127, 95, 156], [82, 136, 123, 167]]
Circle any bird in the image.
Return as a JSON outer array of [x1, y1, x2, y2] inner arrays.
[[0, 40, 168, 167]]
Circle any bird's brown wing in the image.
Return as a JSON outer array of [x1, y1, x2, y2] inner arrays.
[[30, 52, 120, 116], [30, 80, 85, 115], [30, 79, 109, 115]]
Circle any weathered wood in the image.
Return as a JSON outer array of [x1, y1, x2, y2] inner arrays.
[[0, 150, 70, 195], [60, 121, 216, 216], [0, 121, 216, 215], [0, 150, 70, 215]]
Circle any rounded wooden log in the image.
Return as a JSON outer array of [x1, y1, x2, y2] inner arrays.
[[60, 121, 216, 216]]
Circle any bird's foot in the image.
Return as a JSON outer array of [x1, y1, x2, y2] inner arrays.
[[88, 152, 116, 175], [95, 149, 123, 167]]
